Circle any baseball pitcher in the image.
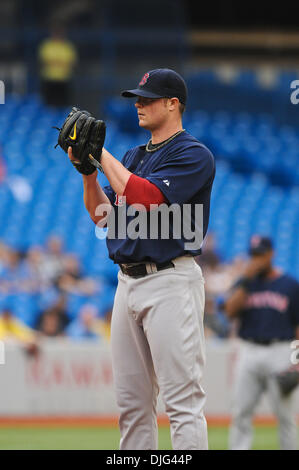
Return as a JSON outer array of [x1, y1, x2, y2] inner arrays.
[[55, 68, 215, 450]]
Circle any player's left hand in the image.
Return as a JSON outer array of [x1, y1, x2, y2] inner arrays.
[[54, 107, 106, 175]]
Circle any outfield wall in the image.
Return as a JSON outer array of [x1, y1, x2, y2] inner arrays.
[[0, 339, 298, 418]]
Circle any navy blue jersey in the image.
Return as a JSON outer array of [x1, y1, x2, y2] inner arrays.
[[236, 274, 299, 341], [103, 131, 215, 264]]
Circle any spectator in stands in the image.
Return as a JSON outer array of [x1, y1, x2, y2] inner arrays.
[[196, 232, 232, 296], [95, 306, 112, 341], [38, 25, 77, 107], [0, 241, 9, 277], [203, 254, 247, 298], [21, 246, 48, 293], [203, 293, 230, 339], [0, 247, 24, 294], [35, 294, 69, 337], [41, 235, 65, 283], [196, 232, 221, 271], [37, 310, 64, 337], [195, 233, 240, 338], [56, 254, 98, 296], [0, 307, 39, 356], [66, 304, 102, 340]]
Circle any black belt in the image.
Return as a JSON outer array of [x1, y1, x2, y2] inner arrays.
[[245, 338, 286, 346], [119, 260, 174, 278]]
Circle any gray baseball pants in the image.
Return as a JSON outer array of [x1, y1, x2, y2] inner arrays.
[[229, 340, 298, 450], [110, 256, 208, 450]]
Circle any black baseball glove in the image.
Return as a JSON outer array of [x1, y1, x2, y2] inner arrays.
[[54, 107, 106, 175], [275, 368, 299, 397]]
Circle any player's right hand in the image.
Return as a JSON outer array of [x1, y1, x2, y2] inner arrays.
[[68, 146, 80, 164], [68, 147, 98, 179]]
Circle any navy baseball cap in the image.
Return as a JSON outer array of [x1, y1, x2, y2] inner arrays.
[[121, 68, 188, 105], [249, 235, 273, 255]]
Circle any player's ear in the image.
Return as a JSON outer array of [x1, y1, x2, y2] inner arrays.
[[168, 97, 179, 112]]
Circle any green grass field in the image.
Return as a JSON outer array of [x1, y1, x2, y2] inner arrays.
[[0, 425, 284, 450]]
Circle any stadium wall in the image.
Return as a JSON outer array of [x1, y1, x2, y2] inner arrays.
[[0, 339, 298, 420]]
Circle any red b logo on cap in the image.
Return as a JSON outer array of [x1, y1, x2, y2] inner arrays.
[[251, 235, 261, 248], [139, 73, 149, 86]]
